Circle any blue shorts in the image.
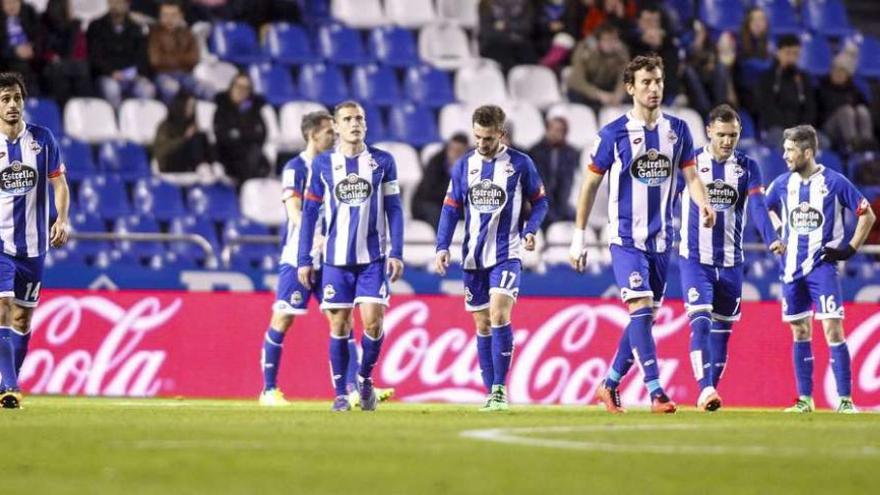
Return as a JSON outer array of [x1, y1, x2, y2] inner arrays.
[[679, 257, 743, 322], [0, 252, 45, 308], [610, 245, 669, 306], [273, 264, 322, 315], [462, 259, 521, 312], [320, 258, 390, 310], [782, 262, 844, 322]]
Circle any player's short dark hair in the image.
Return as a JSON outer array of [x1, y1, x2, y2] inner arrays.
[[300, 110, 332, 142], [472, 105, 506, 131], [623, 54, 664, 86], [449, 132, 469, 146], [707, 104, 741, 126], [333, 100, 364, 118], [783, 125, 818, 154], [0, 72, 27, 98]]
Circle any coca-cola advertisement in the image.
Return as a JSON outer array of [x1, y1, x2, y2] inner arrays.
[[20, 290, 880, 409]]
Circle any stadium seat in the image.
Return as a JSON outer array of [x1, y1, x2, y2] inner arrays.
[[404, 219, 438, 267], [67, 212, 111, 258], [248, 63, 298, 106], [404, 64, 455, 108], [71, 0, 107, 24], [24, 98, 62, 137], [798, 32, 832, 76], [118, 98, 167, 145], [420, 142, 444, 167], [598, 105, 631, 128], [300, 0, 331, 23], [802, 0, 852, 38], [133, 177, 186, 221], [817, 149, 844, 173], [188, 183, 241, 221], [369, 27, 420, 68], [547, 103, 597, 150], [507, 65, 562, 110], [738, 110, 757, 147], [317, 23, 371, 65], [78, 175, 132, 219], [297, 63, 349, 106], [223, 217, 275, 269], [438, 102, 473, 141], [750, 146, 788, 182], [59, 136, 96, 180], [361, 102, 388, 142], [436, 0, 478, 30], [330, 0, 385, 29], [855, 35, 880, 78], [385, 0, 436, 29], [278, 100, 328, 151], [240, 178, 286, 225], [64, 97, 119, 143], [193, 60, 239, 96], [114, 214, 164, 260], [503, 101, 545, 150], [210, 22, 266, 65], [264, 23, 320, 66], [195, 100, 217, 142], [755, 0, 801, 36], [351, 64, 403, 107], [97, 140, 150, 181], [388, 103, 439, 147], [699, 0, 744, 33], [373, 141, 421, 210], [169, 215, 221, 267], [418, 22, 473, 70], [260, 104, 281, 167], [455, 60, 507, 105]]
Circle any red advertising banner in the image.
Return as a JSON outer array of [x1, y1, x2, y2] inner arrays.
[[19, 290, 880, 409]]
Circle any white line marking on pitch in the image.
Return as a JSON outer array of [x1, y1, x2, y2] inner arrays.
[[459, 424, 880, 458]]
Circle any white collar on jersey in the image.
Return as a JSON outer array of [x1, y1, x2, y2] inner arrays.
[[0, 121, 28, 143], [626, 110, 664, 129], [334, 143, 368, 159], [797, 164, 825, 183], [476, 144, 508, 161]]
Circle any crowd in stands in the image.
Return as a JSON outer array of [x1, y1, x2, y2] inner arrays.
[[4, 0, 880, 273]]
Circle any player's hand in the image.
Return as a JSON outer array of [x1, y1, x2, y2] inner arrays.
[[701, 203, 716, 228], [298, 266, 315, 289], [434, 250, 450, 276], [50, 218, 70, 248], [387, 257, 404, 282], [568, 228, 588, 273], [820, 244, 856, 262], [769, 240, 785, 255], [523, 233, 536, 251]]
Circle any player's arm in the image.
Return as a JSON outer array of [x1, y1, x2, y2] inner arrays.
[[569, 166, 604, 272], [435, 160, 465, 276], [745, 160, 784, 254], [682, 165, 715, 228], [382, 156, 405, 282], [522, 156, 549, 251], [822, 191, 876, 262], [49, 173, 70, 248], [296, 161, 325, 288]]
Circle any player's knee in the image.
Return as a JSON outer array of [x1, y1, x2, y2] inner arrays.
[[270, 313, 294, 333], [472, 312, 491, 335], [789, 319, 812, 341], [11, 313, 31, 334], [822, 320, 845, 344], [0, 298, 12, 325], [489, 308, 511, 327]]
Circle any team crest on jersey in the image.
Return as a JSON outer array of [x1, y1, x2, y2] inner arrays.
[[687, 287, 700, 303], [29, 141, 42, 154], [630, 148, 672, 186], [789, 202, 824, 234], [369, 158, 379, 169], [628, 271, 643, 288], [468, 179, 507, 213], [290, 291, 304, 305], [334, 173, 373, 206], [732, 165, 745, 177], [464, 287, 474, 302], [667, 129, 678, 143], [504, 163, 515, 175], [323, 284, 336, 300], [707, 179, 739, 211], [820, 184, 829, 196], [0, 160, 38, 196]]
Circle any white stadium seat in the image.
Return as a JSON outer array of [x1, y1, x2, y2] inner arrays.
[[260, 104, 280, 167], [385, 0, 436, 29], [195, 100, 217, 142], [374, 141, 422, 217], [547, 102, 597, 150], [403, 219, 437, 268], [419, 22, 473, 71], [64, 97, 119, 143], [331, 0, 385, 29], [278, 101, 328, 151], [420, 142, 444, 167], [439, 102, 472, 141], [598, 105, 631, 128], [193, 60, 239, 96], [119, 98, 167, 145], [455, 59, 507, 105], [437, 0, 478, 30], [72, 0, 108, 24], [507, 65, 562, 110], [24, 0, 49, 13], [502, 101, 544, 150], [240, 178, 286, 226]]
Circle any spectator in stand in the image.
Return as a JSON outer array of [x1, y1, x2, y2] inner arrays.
[[0, 0, 42, 94], [529, 116, 578, 228], [153, 91, 214, 175], [87, 0, 155, 108], [755, 34, 817, 146], [820, 51, 877, 154], [477, 0, 537, 74], [736, 6, 772, 111], [577, 0, 636, 40], [625, 5, 681, 105], [41, 0, 92, 105], [566, 22, 629, 112], [213, 73, 269, 187], [412, 133, 469, 229], [685, 20, 738, 116], [536, 0, 582, 70], [148, 0, 201, 103]]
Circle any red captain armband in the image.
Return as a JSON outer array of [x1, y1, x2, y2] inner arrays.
[[48, 163, 66, 178], [281, 189, 302, 201], [443, 196, 461, 208], [530, 185, 546, 202], [305, 191, 323, 202], [748, 186, 765, 196], [679, 158, 696, 169], [587, 163, 604, 175], [856, 198, 870, 216]]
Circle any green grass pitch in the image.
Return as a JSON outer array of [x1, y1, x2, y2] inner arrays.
[[1, 397, 878, 494]]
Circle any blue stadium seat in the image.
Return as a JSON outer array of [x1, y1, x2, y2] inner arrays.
[[79, 175, 132, 220], [264, 23, 320, 65], [798, 33, 832, 76], [389, 103, 439, 147], [751, 146, 788, 182], [360, 102, 388, 142], [317, 22, 370, 65], [97, 140, 150, 181], [169, 215, 221, 266], [210, 22, 266, 65], [351, 64, 403, 107], [817, 149, 844, 173], [699, 0, 744, 33], [299, 0, 330, 23], [738, 110, 757, 146], [856, 35, 880, 78], [187, 184, 241, 221], [802, 0, 852, 38], [133, 178, 186, 221], [756, 0, 801, 36], [404, 65, 455, 108], [223, 218, 275, 269], [114, 214, 164, 260], [369, 26, 419, 68], [24, 98, 63, 137], [68, 212, 110, 257], [298, 63, 349, 106], [59, 136, 96, 181], [249, 63, 298, 106]]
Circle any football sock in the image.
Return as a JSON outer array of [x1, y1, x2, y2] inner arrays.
[[491, 323, 514, 387], [329, 334, 350, 396], [0, 327, 19, 391], [359, 331, 384, 380], [793, 340, 814, 397], [605, 326, 634, 389], [9, 329, 31, 376], [345, 335, 360, 391], [688, 311, 712, 390], [261, 327, 286, 391], [708, 320, 733, 388], [476, 333, 494, 392], [829, 341, 852, 398], [627, 307, 664, 398]]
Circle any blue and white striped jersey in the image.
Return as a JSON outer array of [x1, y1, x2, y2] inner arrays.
[[679, 147, 766, 267], [298, 145, 401, 267], [765, 165, 869, 282], [438, 146, 546, 270], [0, 123, 64, 258], [588, 112, 695, 253]]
